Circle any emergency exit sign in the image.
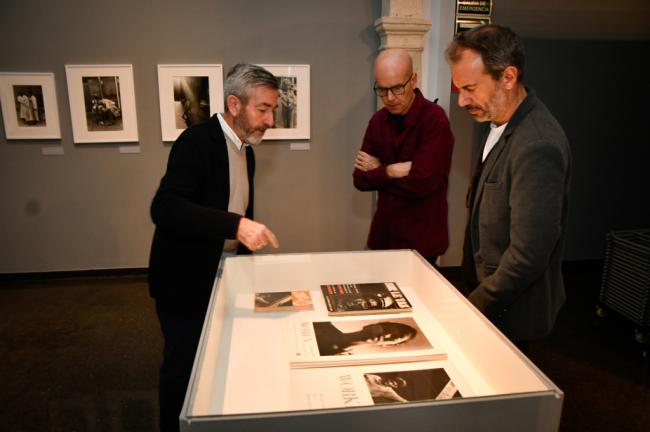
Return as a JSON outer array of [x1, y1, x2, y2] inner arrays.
[[457, 0, 492, 17]]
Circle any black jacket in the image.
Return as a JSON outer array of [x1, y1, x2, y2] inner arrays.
[[148, 114, 254, 315]]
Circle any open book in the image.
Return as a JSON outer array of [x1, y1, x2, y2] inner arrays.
[[287, 315, 445, 368], [320, 282, 412, 316], [291, 362, 462, 410]]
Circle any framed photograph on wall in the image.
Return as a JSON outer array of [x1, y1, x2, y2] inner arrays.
[[258, 64, 310, 140], [0, 72, 61, 139], [65, 64, 138, 143], [157, 64, 224, 142]]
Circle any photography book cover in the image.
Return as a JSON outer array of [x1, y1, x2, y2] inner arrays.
[[320, 282, 412, 316]]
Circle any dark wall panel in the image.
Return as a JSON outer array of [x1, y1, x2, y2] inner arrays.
[[523, 38, 650, 260]]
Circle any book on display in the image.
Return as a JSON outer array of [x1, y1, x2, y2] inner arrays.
[[287, 315, 445, 368], [320, 282, 412, 316], [254, 290, 313, 312], [291, 362, 463, 410]]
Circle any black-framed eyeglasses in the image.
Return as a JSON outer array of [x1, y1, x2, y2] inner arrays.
[[373, 75, 413, 97]]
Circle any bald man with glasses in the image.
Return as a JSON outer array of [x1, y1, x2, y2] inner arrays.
[[353, 48, 454, 267]]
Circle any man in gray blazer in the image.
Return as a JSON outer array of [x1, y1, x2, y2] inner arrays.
[[446, 25, 571, 344]]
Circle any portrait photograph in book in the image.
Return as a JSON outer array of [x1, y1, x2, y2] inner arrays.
[[313, 318, 429, 356], [364, 368, 461, 405], [290, 363, 463, 411], [0, 72, 61, 139], [321, 282, 412, 316], [288, 316, 446, 369]]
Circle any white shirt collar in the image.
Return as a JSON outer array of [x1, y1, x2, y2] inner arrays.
[[217, 113, 245, 151], [482, 121, 508, 162]]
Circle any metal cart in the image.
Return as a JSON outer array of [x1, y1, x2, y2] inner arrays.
[[598, 229, 650, 343]]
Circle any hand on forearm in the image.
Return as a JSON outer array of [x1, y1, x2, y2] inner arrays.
[[355, 151, 381, 172], [386, 161, 412, 178], [236, 217, 279, 251]]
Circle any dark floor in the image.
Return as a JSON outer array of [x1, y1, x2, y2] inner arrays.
[[0, 261, 648, 431], [0, 276, 161, 432]]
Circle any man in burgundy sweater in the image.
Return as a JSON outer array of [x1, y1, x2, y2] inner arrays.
[[353, 48, 454, 266]]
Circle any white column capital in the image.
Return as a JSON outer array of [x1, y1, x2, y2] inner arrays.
[[380, 0, 426, 18], [374, 16, 432, 51]]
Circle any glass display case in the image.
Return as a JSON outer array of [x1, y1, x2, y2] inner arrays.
[[180, 250, 563, 431]]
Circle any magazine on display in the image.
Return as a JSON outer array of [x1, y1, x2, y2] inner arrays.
[[254, 290, 313, 312], [320, 282, 413, 316], [287, 315, 445, 368], [291, 363, 463, 410]]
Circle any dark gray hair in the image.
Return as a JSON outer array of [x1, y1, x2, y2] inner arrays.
[[224, 64, 279, 104], [446, 24, 525, 82]]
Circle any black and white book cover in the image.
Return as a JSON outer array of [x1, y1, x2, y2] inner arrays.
[[291, 363, 463, 410], [287, 315, 445, 368], [320, 282, 412, 316]]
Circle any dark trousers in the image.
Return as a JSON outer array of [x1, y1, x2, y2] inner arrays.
[[155, 302, 207, 432], [460, 223, 478, 297]]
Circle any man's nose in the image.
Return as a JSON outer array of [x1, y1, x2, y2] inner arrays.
[[265, 111, 275, 127], [458, 90, 469, 107]]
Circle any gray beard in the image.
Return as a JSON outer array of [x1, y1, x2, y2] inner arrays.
[[234, 115, 267, 145], [245, 132, 265, 145]]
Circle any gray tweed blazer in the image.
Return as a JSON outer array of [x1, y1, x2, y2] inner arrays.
[[467, 89, 572, 342]]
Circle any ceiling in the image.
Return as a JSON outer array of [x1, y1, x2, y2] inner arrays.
[[489, 0, 650, 40]]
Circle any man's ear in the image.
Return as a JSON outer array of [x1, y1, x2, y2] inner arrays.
[[411, 72, 418, 88], [501, 66, 519, 89], [226, 95, 242, 117]]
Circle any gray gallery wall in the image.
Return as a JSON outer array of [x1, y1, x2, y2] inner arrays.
[[0, 0, 382, 273], [3, 0, 647, 274]]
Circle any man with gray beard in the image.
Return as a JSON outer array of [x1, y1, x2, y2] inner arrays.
[[148, 64, 280, 432]]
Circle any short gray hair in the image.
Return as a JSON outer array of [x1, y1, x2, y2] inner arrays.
[[224, 64, 279, 104]]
